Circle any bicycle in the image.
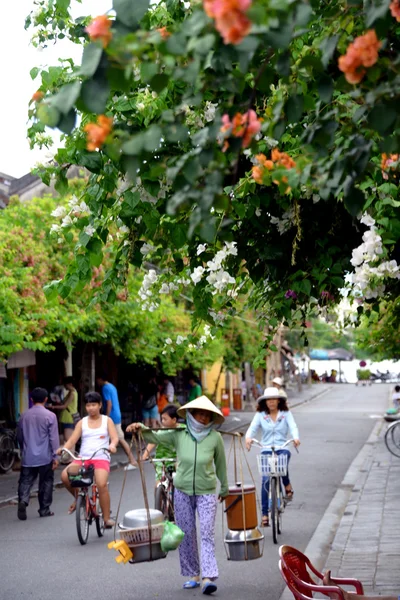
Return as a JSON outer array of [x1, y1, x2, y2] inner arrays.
[[384, 420, 400, 458], [252, 438, 298, 545], [62, 447, 110, 545], [0, 423, 18, 473], [152, 458, 175, 521]]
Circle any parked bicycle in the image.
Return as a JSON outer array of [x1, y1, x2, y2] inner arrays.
[[384, 421, 400, 458], [253, 438, 298, 544], [0, 423, 18, 473], [62, 447, 110, 545], [152, 457, 175, 521]]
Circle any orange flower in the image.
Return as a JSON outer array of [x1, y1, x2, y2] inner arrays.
[[85, 15, 112, 48], [84, 115, 113, 151], [203, 0, 252, 45], [338, 30, 381, 84], [31, 91, 44, 102], [390, 0, 400, 20], [381, 153, 399, 180], [220, 109, 262, 149], [252, 165, 264, 184], [157, 27, 170, 39]]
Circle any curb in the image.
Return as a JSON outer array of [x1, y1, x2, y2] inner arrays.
[[278, 416, 384, 600]]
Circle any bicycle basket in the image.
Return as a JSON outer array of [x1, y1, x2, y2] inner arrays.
[[257, 453, 288, 476], [68, 464, 95, 488]]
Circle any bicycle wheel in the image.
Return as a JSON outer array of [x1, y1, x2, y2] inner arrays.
[[277, 480, 283, 535], [0, 433, 16, 473], [76, 493, 90, 545], [385, 421, 400, 458], [95, 493, 105, 537], [270, 477, 278, 544], [155, 484, 168, 518]]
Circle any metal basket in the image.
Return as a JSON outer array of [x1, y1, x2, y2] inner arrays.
[[119, 523, 165, 548], [257, 453, 288, 476]]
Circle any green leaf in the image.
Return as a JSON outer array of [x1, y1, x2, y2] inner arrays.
[[113, 0, 150, 27], [80, 42, 103, 77], [344, 187, 365, 217], [58, 109, 76, 134], [297, 279, 311, 296], [143, 126, 162, 152], [149, 73, 169, 94], [166, 33, 187, 54], [365, 0, 391, 26], [170, 224, 187, 249], [317, 75, 334, 103], [235, 36, 260, 53], [368, 105, 397, 135], [140, 62, 158, 82], [37, 104, 60, 128], [286, 95, 304, 123], [122, 133, 144, 155], [81, 75, 110, 114], [30, 67, 40, 80], [51, 81, 81, 115], [276, 52, 291, 77], [319, 35, 339, 68], [78, 151, 103, 173], [120, 191, 140, 217]]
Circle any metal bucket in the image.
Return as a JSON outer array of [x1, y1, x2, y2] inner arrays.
[[224, 527, 264, 561]]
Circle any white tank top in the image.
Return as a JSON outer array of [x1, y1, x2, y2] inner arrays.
[[80, 416, 110, 461]]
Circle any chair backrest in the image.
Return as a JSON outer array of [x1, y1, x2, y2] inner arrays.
[[279, 560, 314, 600], [279, 545, 322, 586]]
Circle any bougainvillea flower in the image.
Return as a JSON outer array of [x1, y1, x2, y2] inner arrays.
[[85, 15, 113, 48], [338, 30, 381, 84], [252, 149, 296, 191], [203, 0, 252, 45], [84, 115, 113, 151], [390, 0, 400, 21], [220, 109, 262, 149], [157, 27, 170, 39], [31, 91, 44, 102], [285, 289, 297, 299], [381, 153, 399, 180]]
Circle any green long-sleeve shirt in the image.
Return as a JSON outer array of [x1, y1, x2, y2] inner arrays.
[[141, 425, 228, 497]]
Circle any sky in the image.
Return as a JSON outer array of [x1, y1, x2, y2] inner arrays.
[[1, 1, 109, 179]]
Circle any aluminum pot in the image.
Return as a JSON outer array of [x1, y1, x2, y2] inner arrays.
[[224, 527, 264, 561], [119, 508, 166, 564]]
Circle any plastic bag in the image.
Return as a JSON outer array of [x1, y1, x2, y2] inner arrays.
[[160, 520, 185, 552]]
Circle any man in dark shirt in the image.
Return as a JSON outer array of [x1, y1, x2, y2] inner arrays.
[[16, 387, 59, 520]]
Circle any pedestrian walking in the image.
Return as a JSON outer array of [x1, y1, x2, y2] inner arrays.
[[96, 374, 138, 471], [127, 396, 228, 595], [141, 375, 159, 428], [49, 376, 79, 449], [163, 376, 175, 403], [16, 387, 59, 520]]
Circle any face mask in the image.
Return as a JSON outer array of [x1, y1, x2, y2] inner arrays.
[[186, 411, 214, 442]]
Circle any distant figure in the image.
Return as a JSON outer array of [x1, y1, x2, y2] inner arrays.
[[270, 376, 287, 399], [17, 387, 59, 520], [141, 375, 159, 428], [241, 380, 247, 402], [96, 374, 138, 471], [49, 376, 79, 450], [188, 376, 202, 402], [392, 385, 400, 410], [164, 376, 175, 403]]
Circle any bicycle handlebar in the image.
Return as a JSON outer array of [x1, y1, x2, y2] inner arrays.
[[251, 438, 298, 452], [151, 458, 176, 463], [61, 447, 111, 461]]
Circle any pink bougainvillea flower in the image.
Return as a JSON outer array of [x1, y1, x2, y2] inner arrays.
[[390, 0, 400, 21], [203, 0, 252, 45], [85, 15, 113, 48], [219, 109, 262, 149]]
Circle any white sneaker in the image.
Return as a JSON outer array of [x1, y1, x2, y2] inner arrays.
[[124, 464, 137, 471]]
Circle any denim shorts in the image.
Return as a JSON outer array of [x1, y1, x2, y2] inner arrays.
[[62, 423, 75, 430], [142, 404, 159, 420]]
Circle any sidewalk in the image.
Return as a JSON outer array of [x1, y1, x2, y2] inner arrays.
[[0, 384, 330, 507], [280, 416, 400, 599]]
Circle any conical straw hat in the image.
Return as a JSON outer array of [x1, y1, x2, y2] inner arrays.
[[177, 395, 225, 425]]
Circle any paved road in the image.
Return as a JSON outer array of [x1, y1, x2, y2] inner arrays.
[[0, 384, 389, 600]]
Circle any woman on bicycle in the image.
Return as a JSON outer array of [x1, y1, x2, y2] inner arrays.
[[57, 391, 118, 528], [245, 387, 300, 527], [127, 396, 228, 596]]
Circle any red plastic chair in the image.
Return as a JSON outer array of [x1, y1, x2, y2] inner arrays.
[[279, 560, 345, 600], [279, 545, 364, 599]]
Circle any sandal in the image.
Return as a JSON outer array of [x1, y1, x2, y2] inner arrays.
[[68, 502, 76, 515], [261, 515, 269, 527], [104, 519, 115, 529], [183, 580, 200, 589], [202, 582, 217, 595]]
